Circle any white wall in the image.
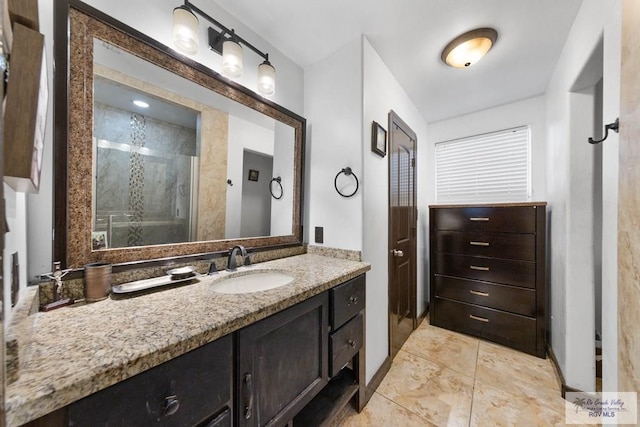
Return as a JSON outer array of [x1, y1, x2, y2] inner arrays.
[[362, 38, 430, 383], [3, 186, 28, 323], [270, 122, 295, 236], [427, 95, 547, 202], [26, 0, 55, 285], [28, 0, 305, 281], [544, 0, 620, 391], [225, 116, 274, 238], [600, 0, 621, 395], [304, 39, 363, 251]]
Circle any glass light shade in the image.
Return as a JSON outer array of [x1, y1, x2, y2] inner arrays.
[[222, 40, 243, 79], [173, 6, 199, 55], [441, 28, 498, 68], [257, 61, 276, 96]]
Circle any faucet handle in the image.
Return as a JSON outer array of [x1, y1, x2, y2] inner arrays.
[[208, 261, 218, 275], [244, 254, 252, 267]]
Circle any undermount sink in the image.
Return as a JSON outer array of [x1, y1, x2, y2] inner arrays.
[[211, 270, 294, 294]]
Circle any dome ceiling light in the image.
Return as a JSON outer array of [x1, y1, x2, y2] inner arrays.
[[441, 28, 498, 68], [172, 0, 276, 96]]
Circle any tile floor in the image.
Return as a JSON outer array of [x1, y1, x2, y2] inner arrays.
[[338, 320, 597, 426]]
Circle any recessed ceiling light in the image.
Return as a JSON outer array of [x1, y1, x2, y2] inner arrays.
[[133, 100, 150, 108], [441, 28, 498, 68]]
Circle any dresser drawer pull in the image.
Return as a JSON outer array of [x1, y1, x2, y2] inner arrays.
[[469, 217, 490, 221], [469, 314, 489, 323], [470, 265, 490, 271], [469, 290, 489, 297], [470, 241, 490, 246]]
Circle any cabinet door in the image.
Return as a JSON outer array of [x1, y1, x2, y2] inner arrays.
[[68, 334, 233, 426], [237, 292, 329, 427]]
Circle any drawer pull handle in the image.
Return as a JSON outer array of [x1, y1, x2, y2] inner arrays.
[[348, 339, 357, 348], [163, 395, 180, 416], [470, 290, 489, 297], [349, 295, 359, 304], [470, 265, 490, 271], [469, 314, 489, 323], [469, 217, 490, 221], [470, 241, 489, 247]]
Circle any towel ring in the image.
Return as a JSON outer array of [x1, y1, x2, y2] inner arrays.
[[334, 167, 359, 198], [269, 177, 283, 199]]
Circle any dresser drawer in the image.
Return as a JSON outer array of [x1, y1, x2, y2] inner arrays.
[[433, 206, 537, 233], [434, 275, 536, 317], [434, 231, 535, 261], [331, 275, 365, 329], [434, 253, 535, 288], [330, 312, 363, 377], [432, 298, 537, 355]]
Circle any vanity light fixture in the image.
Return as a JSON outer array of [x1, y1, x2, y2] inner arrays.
[[172, 0, 276, 95], [132, 100, 150, 108], [441, 28, 498, 68]]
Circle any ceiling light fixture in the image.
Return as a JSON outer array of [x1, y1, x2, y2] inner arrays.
[[133, 100, 150, 108], [172, 0, 276, 96], [441, 28, 498, 68]]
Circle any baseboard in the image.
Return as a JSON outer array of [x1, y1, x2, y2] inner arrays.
[[547, 343, 585, 398], [365, 356, 392, 404], [415, 304, 429, 328]]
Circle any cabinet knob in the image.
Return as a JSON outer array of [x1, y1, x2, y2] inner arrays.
[[163, 395, 180, 416], [348, 339, 357, 348], [349, 295, 358, 304]]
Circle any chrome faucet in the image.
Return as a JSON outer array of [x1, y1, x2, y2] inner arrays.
[[227, 245, 250, 271]]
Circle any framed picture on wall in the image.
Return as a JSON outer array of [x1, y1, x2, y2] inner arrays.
[[372, 121, 387, 157], [248, 169, 259, 181]]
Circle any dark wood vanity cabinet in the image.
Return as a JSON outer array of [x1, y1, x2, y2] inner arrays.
[[23, 275, 367, 427], [236, 293, 329, 427], [429, 203, 546, 357]]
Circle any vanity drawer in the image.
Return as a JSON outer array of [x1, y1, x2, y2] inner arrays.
[[434, 275, 536, 317], [434, 231, 535, 261], [330, 312, 363, 378], [432, 298, 537, 355], [433, 206, 537, 233], [331, 275, 365, 329], [434, 253, 536, 288], [68, 334, 233, 427]]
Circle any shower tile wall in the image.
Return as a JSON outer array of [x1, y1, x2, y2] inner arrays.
[[94, 103, 197, 248]]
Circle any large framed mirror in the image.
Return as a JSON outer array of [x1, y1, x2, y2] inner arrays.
[[55, 1, 305, 268]]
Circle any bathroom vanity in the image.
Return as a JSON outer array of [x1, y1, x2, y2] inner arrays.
[[429, 202, 547, 358], [8, 254, 369, 426]]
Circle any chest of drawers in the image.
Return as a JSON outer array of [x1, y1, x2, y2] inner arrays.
[[429, 203, 547, 357]]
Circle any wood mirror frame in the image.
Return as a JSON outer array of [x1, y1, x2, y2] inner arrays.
[[54, 0, 305, 269]]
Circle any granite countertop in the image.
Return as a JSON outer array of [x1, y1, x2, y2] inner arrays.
[[6, 253, 370, 426]]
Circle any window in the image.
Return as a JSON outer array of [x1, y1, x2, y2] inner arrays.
[[435, 126, 531, 203]]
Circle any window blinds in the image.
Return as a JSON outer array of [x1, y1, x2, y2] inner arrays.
[[435, 126, 531, 203]]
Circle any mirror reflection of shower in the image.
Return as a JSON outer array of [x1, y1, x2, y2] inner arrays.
[[92, 76, 199, 249]]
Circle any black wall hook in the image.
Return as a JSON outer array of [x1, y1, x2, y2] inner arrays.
[[588, 118, 619, 144]]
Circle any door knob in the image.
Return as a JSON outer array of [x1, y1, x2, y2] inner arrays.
[[391, 249, 404, 257]]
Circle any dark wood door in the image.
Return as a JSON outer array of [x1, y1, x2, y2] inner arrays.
[[388, 111, 417, 359], [236, 293, 328, 427]]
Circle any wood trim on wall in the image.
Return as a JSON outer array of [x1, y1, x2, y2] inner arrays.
[[547, 344, 585, 398], [365, 356, 392, 404], [53, 0, 69, 265]]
